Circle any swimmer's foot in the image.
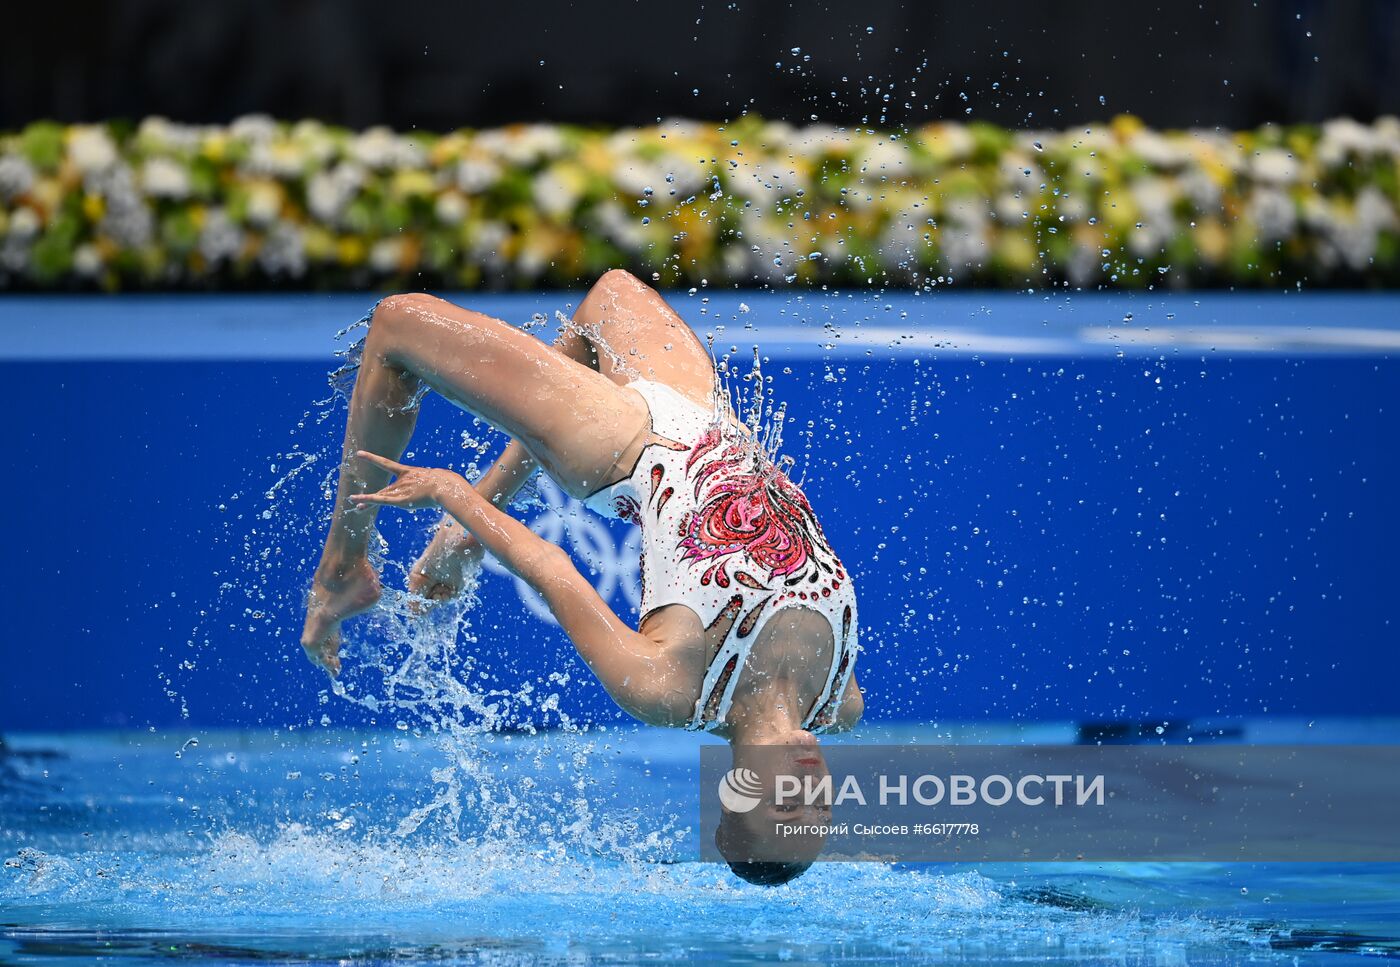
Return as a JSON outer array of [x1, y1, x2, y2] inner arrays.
[[300, 556, 381, 677], [408, 523, 483, 608]]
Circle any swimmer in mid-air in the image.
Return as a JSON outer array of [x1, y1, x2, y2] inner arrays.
[[301, 270, 861, 884]]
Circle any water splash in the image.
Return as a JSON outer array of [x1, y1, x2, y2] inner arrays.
[[173, 299, 693, 873]]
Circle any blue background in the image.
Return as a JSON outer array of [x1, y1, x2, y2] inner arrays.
[[1, 291, 1396, 731]]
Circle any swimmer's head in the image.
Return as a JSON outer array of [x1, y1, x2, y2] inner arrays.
[[716, 734, 831, 886]]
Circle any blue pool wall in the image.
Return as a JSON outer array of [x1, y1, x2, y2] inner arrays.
[[1, 291, 1397, 732]]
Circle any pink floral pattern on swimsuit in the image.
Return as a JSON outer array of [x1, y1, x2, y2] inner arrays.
[[677, 426, 846, 611]]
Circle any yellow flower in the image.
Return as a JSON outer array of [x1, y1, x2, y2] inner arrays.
[[1194, 220, 1229, 263], [202, 133, 228, 164], [995, 232, 1039, 272], [82, 192, 105, 222], [337, 236, 367, 266], [390, 168, 435, 199], [1110, 114, 1146, 142]]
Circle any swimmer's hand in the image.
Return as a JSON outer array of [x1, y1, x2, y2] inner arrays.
[[409, 520, 483, 605], [349, 451, 466, 510]]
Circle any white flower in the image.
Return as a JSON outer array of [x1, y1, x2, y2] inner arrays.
[[532, 169, 579, 219], [999, 153, 1041, 188], [368, 237, 404, 273], [858, 137, 911, 177], [242, 140, 307, 179], [1251, 148, 1299, 186], [1058, 193, 1089, 221], [760, 120, 797, 144], [920, 124, 975, 161], [877, 218, 918, 273], [351, 127, 424, 170], [478, 125, 566, 166], [290, 120, 339, 166], [1191, 130, 1246, 173], [1179, 170, 1222, 213], [1320, 118, 1377, 160], [257, 222, 307, 278], [229, 114, 279, 144], [245, 183, 282, 227], [89, 166, 153, 247], [657, 117, 708, 140], [1131, 177, 1176, 221], [723, 167, 768, 205], [1130, 130, 1190, 168], [1071, 127, 1116, 155], [0, 154, 35, 201], [434, 191, 469, 225], [72, 243, 103, 277], [7, 206, 40, 239], [1127, 178, 1176, 257], [995, 191, 1027, 222], [1373, 116, 1400, 156], [468, 220, 510, 269], [199, 209, 243, 264], [939, 222, 988, 271], [0, 237, 29, 272], [515, 241, 548, 278], [1312, 189, 1395, 271], [137, 117, 203, 153], [938, 199, 990, 269], [455, 156, 501, 193], [943, 196, 990, 226], [141, 157, 191, 199], [790, 124, 851, 158], [69, 126, 118, 174], [589, 201, 649, 254], [660, 154, 708, 195], [1355, 185, 1397, 231], [611, 157, 669, 198], [306, 164, 363, 223], [1246, 188, 1296, 242], [1066, 241, 1100, 287], [306, 172, 345, 222]]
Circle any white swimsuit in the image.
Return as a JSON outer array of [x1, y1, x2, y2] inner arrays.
[[582, 379, 859, 733]]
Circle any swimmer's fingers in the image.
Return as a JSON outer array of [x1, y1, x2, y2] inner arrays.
[[356, 450, 412, 474], [348, 487, 406, 507], [349, 476, 442, 510]]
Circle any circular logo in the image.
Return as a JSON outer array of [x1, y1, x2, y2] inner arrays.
[[718, 767, 764, 813]]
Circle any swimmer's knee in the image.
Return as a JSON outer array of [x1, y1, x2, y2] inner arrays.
[[587, 269, 653, 311], [369, 292, 440, 343], [578, 270, 647, 329], [597, 268, 643, 293]]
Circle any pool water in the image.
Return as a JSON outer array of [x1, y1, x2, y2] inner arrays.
[[4, 723, 1399, 965]]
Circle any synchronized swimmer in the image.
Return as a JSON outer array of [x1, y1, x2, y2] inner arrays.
[[300, 269, 862, 883]]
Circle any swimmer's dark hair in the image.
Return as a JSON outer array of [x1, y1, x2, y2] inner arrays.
[[725, 859, 812, 886], [716, 821, 813, 886]]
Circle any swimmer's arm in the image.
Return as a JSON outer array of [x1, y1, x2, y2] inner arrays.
[[351, 451, 691, 723], [431, 476, 693, 724], [426, 440, 538, 546]]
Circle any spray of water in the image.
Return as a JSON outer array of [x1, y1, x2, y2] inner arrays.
[[173, 301, 699, 870]]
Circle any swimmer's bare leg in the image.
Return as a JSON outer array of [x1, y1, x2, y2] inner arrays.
[[411, 269, 712, 601], [302, 292, 649, 675]]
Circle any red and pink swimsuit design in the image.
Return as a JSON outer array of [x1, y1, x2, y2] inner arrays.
[[583, 379, 858, 733]]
